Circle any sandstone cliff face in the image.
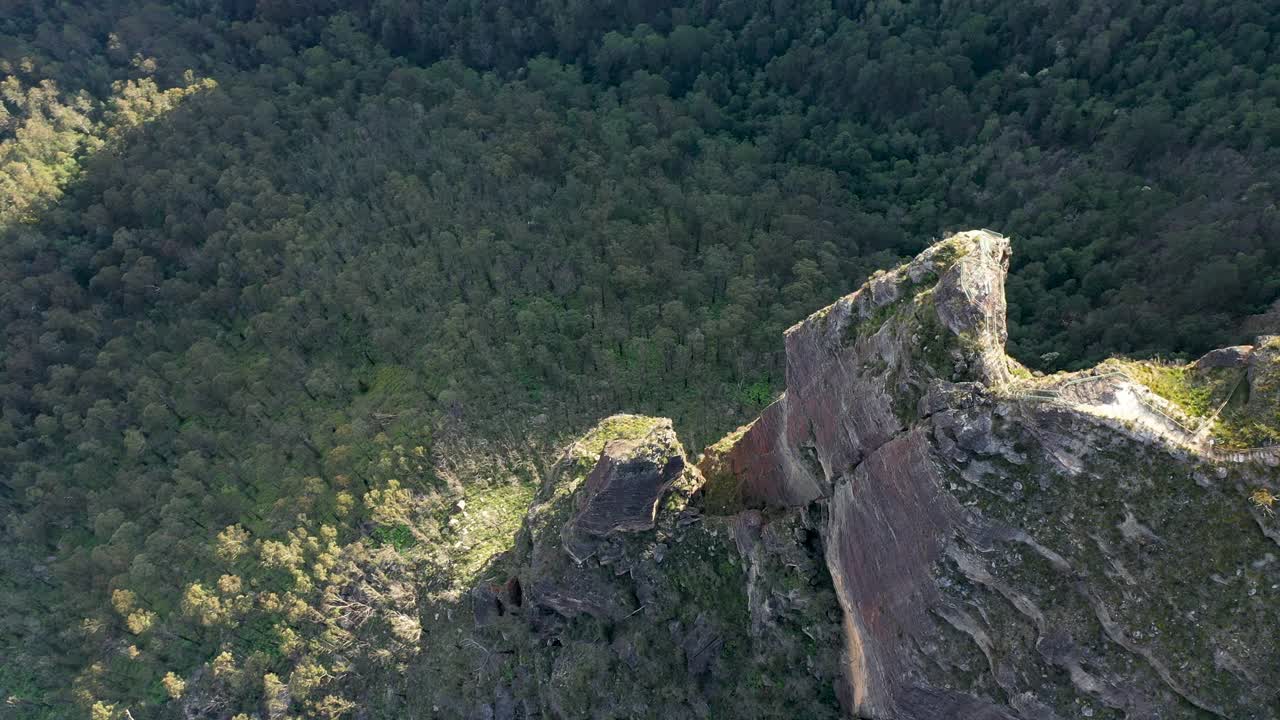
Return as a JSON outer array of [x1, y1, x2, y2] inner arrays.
[[700, 230, 1280, 719], [433, 231, 1278, 720], [700, 230, 1014, 511]]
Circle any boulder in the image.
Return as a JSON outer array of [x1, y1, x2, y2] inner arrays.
[[1193, 345, 1254, 369], [567, 421, 685, 539]]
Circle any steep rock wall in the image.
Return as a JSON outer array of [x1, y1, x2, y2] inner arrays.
[[437, 231, 1278, 720], [700, 230, 1280, 719], [703, 230, 1013, 511]]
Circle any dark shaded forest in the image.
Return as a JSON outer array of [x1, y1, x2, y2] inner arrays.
[[1, 0, 1277, 717]]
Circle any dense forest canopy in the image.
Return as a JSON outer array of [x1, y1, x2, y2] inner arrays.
[[1, 0, 1277, 717]]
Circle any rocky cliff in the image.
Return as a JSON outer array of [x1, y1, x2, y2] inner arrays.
[[426, 230, 1280, 719]]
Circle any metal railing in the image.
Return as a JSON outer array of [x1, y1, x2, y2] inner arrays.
[[1211, 446, 1280, 463]]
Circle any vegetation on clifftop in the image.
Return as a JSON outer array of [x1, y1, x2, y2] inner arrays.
[[1109, 353, 1280, 448], [1217, 337, 1280, 447]]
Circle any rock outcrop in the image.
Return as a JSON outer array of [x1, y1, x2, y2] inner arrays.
[[699, 230, 1280, 719], [434, 415, 846, 719], [699, 230, 1015, 511], [1246, 336, 1280, 417], [428, 230, 1279, 720], [562, 419, 685, 558], [1194, 345, 1254, 370]]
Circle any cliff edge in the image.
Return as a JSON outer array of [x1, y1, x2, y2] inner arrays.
[[699, 229, 1279, 719], [432, 230, 1279, 720]]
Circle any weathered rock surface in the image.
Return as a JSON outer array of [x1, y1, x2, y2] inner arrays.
[[700, 230, 1280, 719], [564, 419, 685, 549], [434, 414, 845, 719], [1246, 336, 1280, 417], [700, 230, 1015, 511], [422, 230, 1279, 720], [1194, 344, 1254, 370]]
